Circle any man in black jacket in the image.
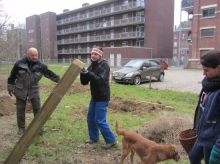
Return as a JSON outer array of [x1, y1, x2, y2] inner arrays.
[[80, 47, 116, 150], [7, 47, 60, 135]]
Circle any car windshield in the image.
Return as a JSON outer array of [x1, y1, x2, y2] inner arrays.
[[123, 60, 143, 68]]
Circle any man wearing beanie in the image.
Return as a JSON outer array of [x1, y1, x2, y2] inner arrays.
[[80, 46, 116, 150]]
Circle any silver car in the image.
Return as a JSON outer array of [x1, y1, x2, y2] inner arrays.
[[112, 59, 165, 85]]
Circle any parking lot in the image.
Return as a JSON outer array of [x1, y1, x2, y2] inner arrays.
[[111, 67, 204, 94]]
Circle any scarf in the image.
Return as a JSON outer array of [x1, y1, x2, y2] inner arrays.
[[202, 77, 220, 92]]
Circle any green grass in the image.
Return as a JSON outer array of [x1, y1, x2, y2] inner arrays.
[[1, 64, 197, 163]]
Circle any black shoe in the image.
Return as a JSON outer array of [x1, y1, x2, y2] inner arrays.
[[102, 141, 116, 149], [85, 139, 99, 144], [17, 128, 25, 135]]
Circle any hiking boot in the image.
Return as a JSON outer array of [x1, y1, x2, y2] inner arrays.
[[102, 141, 116, 150], [42, 127, 47, 133], [85, 139, 99, 144], [17, 128, 25, 135]]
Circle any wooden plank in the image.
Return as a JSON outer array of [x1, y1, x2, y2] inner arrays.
[[4, 59, 84, 164]]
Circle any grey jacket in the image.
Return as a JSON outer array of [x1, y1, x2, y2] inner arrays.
[[7, 56, 60, 100]]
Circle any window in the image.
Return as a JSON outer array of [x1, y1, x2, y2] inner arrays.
[[136, 40, 144, 47], [122, 27, 128, 33], [203, 8, 215, 17], [28, 38, 34, 42], [103, 30, 105, 34], [174, 34, 178, 39], [150, 61, 159, 67], [201, 28, 214, 37], [182, 34, 185, 39], [174, 42, 177, 47], [200, 50, 210, 57], [28, 29, 34, 33], [103, 43, 105, 46], [93, 32, 96, 35], [77, 45, 81, 49], [123, 0, 129, 5], [77, 34, 81, 38], [122, 13, 128, 19], [122, 41, 128, 47], [173, 49, 177, 54]]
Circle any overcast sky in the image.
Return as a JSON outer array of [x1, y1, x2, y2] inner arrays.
[[4, 0, 186, 27]]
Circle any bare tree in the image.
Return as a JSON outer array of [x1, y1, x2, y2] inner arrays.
[[0, 0, 17, 60]]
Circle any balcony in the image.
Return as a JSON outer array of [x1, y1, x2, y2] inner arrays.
[[57, 17, 145, 35], [181, 0, 193, 12], [57, 31, 144, 45], [56, 1, 145, 26], [181, 21, 192, 31], [58, 48, 91, 54]]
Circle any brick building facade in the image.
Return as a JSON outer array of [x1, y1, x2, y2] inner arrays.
[[26, 0, 174, 65], [179, 0, 220, 68], [26, 12, 57, 60]]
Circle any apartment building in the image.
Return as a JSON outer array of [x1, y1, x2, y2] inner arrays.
[[180, 0, 220, 68], [56, 0, 174, 65], [26, 12, 57, 60], [25, 0, 174, 65], [15, 24, 27, 59], [173, 25, 190, 65]]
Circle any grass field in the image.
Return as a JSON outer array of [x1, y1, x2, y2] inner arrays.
[[0, 63, 198, 163]]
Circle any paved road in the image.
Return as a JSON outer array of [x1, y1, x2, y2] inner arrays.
[[111, 67, 204, 94]]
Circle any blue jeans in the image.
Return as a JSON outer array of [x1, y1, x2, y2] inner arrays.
[[87, 98, 116, 144], [188, 139, 212, 164]]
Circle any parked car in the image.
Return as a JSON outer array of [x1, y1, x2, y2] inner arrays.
[[157, 59, 168, 69], [112, 59, 165, 85]]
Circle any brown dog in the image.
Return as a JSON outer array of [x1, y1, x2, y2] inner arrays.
[[115, 121, 180, 164]]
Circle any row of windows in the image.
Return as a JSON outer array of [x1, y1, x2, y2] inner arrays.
[[174, 28, 214, 40], [60, 0, 141, 20], [62, 40, 144, 49]]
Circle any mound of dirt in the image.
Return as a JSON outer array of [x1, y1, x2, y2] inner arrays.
[[136, 113, 194, 156], [0, 95, 16, 116], [109, 97, 175, 115]]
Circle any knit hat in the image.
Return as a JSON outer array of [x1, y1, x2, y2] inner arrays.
[[91, 48, 103, 57]]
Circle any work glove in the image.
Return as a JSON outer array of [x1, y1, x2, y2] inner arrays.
[[81, 68, 88, 74], [210, 145, 220, 164], [8, 89, 14, 96]]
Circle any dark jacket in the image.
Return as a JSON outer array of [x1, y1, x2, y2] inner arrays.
[[7, 56, 60, 100], [80, 59, 110, 101], [193, 89, 220, 148]]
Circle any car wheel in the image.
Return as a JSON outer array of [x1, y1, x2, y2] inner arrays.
[[133, 76, 141, 85], [157, 73, 164, 82]]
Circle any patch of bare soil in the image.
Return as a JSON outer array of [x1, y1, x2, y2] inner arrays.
[[0, 73, 191, 163], [109, 97, 175, 115]]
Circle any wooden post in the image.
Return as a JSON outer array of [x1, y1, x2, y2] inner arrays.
[[4, 59, 84, 164]]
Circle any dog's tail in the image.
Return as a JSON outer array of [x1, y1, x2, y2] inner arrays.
[[115, 121, 126, 136]]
